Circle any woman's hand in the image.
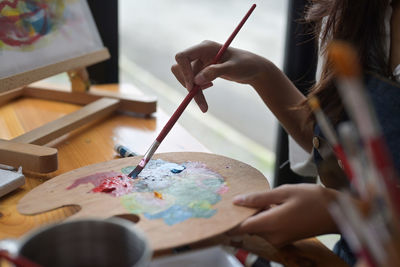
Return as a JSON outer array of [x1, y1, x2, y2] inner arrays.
[[171, 40, 271, 112], [231, 184, 339, 247], [171, 40, 313, 151]]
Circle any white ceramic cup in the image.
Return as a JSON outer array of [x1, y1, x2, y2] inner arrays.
[[0, 217, 152, 267]]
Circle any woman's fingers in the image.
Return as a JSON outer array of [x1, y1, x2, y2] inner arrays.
[[193, 89, 208, 113], [230, 196, 305, 247], [191, 59, 209, 112], [194, 61, 234, 85], [230, 185, 339, 247], [172, 57, 214, 112], [174, 52, 194, 90], [228, 204, 293, 247], [233, 205, 285, 235], [171, 64, 186, 88], [172, 40, 239, 112], [171, 59, 205, 87], [233, 187, 290, 208], [171, 63, 211, 113], [174, 41, 222, 90]]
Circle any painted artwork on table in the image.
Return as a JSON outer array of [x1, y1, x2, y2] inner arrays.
[[67, 159, 229, 226], [0, 0, 103, 79]]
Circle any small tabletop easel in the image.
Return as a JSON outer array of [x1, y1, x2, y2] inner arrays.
[[0, 0, 156, 174]]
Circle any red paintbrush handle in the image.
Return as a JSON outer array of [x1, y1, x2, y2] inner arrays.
[[156, 3, 256, 144], [0, 250, 43, 267], [333, 145, 353, 181], [156, 84, 200, 143], [211, 3, 256, 65]]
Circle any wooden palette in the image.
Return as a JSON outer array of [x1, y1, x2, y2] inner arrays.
[[18, 152, 269, 251]]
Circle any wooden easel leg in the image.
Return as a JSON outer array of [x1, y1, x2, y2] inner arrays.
[[0, 88, 24, 107], [0, 97, 119, 172], [67, 68, 90, 92], [12, 98, 120, 145], [0, 139, 58, 173], [24, 85, 157, 115]]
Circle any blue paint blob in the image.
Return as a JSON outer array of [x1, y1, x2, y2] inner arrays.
[[171, 165, 186, 173], [144, 205, 193, 225]]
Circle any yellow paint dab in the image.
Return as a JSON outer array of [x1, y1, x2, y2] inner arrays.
[[2, 9, 20, 17], [154, 191, 163, 199]]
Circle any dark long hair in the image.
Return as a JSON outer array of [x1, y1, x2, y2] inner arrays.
[[304, 0, 391, 124]]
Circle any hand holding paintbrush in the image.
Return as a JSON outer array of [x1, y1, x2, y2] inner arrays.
[[129, 4, 257, 178]]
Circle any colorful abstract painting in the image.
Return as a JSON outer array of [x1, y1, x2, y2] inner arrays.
[[0, 0, 102, 79], [67, 159, 229, 226], [0, 0, 65, 48]]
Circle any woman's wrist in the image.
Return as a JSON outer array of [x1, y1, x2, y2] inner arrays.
[[248, 58, 276, 91]]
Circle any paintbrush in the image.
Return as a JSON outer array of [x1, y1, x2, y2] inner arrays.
[[0, 250, 43, 267], [128, 4, 257, 178], [337, 122, 369, 199]]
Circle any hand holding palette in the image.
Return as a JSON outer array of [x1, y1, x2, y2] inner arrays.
[[18, 152, 269, 251]]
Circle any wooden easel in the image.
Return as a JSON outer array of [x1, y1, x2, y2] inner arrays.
[[0, 48, 156, 173]]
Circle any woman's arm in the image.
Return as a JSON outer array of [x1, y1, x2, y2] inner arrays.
[[249, 62, 313, 152]]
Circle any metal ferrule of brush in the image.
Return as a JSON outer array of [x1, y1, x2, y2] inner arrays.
[[142, 140, 160, 165]]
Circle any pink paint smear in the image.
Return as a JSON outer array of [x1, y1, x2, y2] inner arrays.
[[66, 171, 133, 197]]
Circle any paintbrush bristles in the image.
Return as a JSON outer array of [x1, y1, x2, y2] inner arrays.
[[328, 41, 362, 77], [128, 165, 143, 178]]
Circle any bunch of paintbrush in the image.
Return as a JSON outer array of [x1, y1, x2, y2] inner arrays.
[[308, 40, 400, 267]]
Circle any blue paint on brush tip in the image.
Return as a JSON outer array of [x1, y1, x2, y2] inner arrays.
[[128, 166, 143, 179], [170, 165, 186, 173]]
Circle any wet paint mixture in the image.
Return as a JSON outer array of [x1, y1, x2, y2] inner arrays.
[[67, 171, 133, 197], [67, 159, 228, 225]]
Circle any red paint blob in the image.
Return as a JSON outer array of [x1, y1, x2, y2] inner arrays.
[[67, 172, 133, 197], [93, 175, 127, 193]]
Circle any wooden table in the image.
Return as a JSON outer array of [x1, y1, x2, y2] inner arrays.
[[0, 83, 348, 267]]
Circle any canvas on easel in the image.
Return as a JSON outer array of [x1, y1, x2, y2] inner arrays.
[[0, 0, 156, 174], [0, 0, 108, 92]]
